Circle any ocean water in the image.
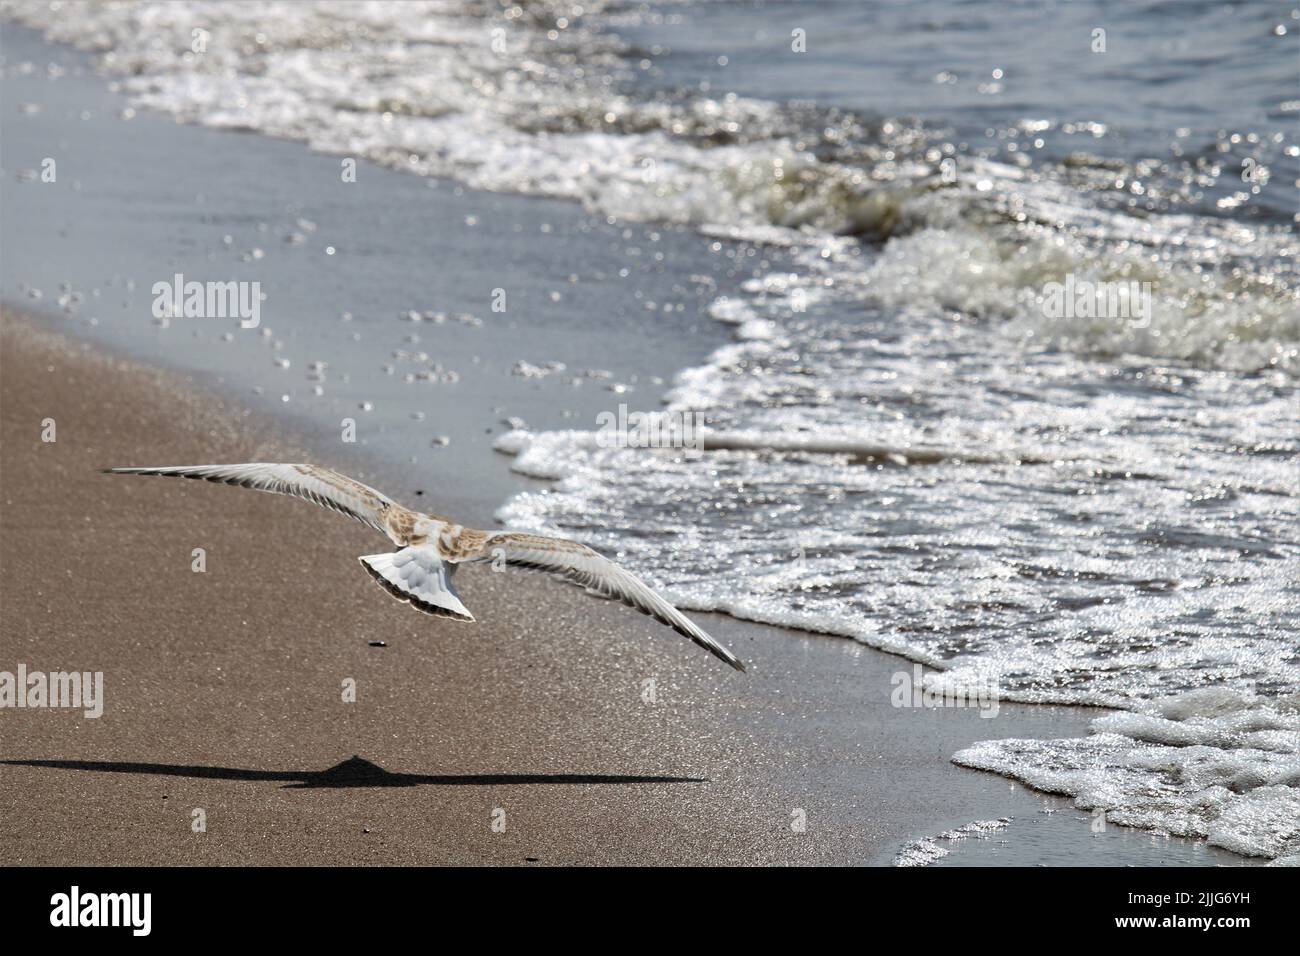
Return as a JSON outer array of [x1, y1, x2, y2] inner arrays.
[[5, 0, 1298, 860]]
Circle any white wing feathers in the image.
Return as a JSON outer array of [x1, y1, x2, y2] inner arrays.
[[104, 463, 399, 540], [465, 532, 745, 671]]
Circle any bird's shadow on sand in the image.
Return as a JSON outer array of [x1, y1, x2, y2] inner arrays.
[[1, 755, 706, 789]]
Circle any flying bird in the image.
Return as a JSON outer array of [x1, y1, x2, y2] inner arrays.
[[104, 463, 744, 670]]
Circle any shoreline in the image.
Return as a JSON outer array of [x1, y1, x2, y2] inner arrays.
[[0, 308, 1259, 866]]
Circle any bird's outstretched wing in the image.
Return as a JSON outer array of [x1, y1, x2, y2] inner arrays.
[[460, 531, 745, 671], [105, 464, 746, 671], [104, 463, 401, 540]]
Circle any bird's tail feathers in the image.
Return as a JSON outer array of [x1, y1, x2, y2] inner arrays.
[[359, 547, 474, 622]]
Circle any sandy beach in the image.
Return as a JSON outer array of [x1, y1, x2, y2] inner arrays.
[[0, 309, 806, 865]]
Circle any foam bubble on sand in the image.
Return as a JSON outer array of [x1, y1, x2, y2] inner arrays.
[[954, 690, 1300, 859], [893, 818, 1012, 867]]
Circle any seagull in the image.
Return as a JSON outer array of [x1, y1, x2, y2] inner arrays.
[[104, 463, 744, 670]]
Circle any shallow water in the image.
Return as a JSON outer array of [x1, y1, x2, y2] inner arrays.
[[4, 0, 1298, 861]]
